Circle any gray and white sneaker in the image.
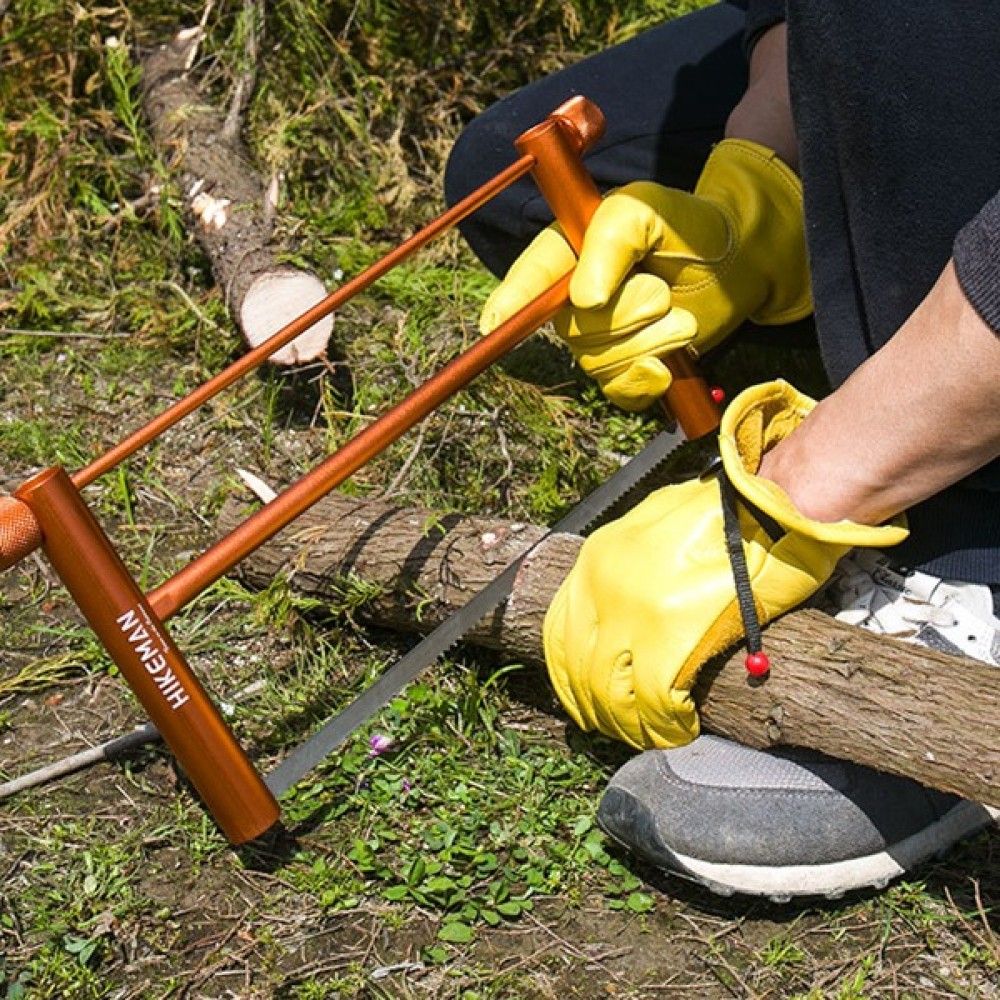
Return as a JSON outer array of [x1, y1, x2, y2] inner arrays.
[[598, 737, 993, 901], [597, 552, 999, 901], [821, 549, 1000, 665]]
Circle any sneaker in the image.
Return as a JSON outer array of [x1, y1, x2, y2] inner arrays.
[[821, 549, 1000, 665], [596, 552, 999, 901], [597, 737, 993, 901]]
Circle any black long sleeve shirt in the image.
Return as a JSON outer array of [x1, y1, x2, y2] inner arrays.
[[742, 0, 1000, 582]]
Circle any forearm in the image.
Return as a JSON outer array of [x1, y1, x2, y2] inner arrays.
[[758, 261, 1000, 525], [725, 23, 798, 171]]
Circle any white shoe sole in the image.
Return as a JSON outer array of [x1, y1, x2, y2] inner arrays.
[[635, 801, 995, 901]]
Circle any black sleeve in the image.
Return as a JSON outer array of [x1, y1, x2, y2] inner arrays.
[[954, 190, 1000, 335], [743, 0, 785, 55]]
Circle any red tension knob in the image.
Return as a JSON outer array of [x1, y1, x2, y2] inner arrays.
[[745, 651, 771, 677], [710, 386, 726, 405]]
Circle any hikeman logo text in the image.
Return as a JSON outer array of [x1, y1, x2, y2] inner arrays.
[[117, 607, 191, 710]]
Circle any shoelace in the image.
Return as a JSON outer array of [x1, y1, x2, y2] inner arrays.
[[832, 566, 959, 634], [825, 554, 1000, 674]]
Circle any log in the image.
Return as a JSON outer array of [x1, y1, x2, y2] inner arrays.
[[140, 26, 333, 365], [218, 494, 1000, 807]]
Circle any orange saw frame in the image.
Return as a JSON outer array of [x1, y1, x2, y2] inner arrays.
[[1, 96, 720, 845]]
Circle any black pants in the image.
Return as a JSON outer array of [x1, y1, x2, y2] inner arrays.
[[443, 2, 749, 277]]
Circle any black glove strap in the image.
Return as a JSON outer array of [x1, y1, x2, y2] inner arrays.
[[717, 468, 772, 675]]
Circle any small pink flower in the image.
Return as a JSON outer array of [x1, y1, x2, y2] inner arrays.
[[368, 733, 393, 757], [402, 779, 412, 793]]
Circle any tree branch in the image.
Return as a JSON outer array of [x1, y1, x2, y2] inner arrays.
[[218, 491, 1000, 807], [140, 23, 333, 365]]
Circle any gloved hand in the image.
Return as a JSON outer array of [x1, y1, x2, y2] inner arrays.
[[543, 381, 908, 749], [481, 140, 812, 411]]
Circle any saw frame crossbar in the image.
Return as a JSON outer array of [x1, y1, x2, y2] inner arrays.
[[1, 96, 719, 844]]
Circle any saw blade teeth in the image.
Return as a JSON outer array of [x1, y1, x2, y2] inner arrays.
[[573, 434, 686, 535], [427, 635, 464, 662], [579, 448, 681, 534], [578, 433, 717, 535]]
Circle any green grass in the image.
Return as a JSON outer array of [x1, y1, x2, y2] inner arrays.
[[275, 664, 637, 940]]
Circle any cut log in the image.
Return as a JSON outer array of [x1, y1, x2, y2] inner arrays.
[[140, 28, 333, 365], [218, 493, 1000, 807]]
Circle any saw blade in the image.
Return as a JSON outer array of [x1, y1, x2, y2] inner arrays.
[[265, 423, 688, 797]]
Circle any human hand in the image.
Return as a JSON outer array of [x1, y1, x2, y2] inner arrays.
[[542, 381, 907, 749], [480, 141, 812, 411], [757, 262, 1000, 527]]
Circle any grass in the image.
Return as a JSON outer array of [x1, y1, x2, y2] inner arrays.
[[0, 1, 997, 997]]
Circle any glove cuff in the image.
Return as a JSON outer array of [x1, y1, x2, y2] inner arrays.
[[696, 139, 813, 329], [718, 381, 909, 547]]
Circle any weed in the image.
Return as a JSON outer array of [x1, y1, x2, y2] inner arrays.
[[102, 41, 149, 164], [759, 934, 807, 968], [835, 954, 877, 1000]]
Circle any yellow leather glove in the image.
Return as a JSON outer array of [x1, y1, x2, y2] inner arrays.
[[543, 381, 907, 750], [481, 140, 812, 411]]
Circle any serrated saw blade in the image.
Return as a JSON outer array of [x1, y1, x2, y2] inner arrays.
[[265, 423, 688, 796]]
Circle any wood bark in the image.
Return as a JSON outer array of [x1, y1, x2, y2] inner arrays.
[[219, 494, 999, 807], [140, 28, 333, 365]]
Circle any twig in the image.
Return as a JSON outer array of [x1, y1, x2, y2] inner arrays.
[[675, 912, 757, 999], [491, 409, 515, 500], [973, 878, 998, 960], [0, 722, 160, 800], [161, 280, 227, 333], [99, 184, 162, 234], [222, 0, 263, 142], [943, 882, 999, 967], [182, 1, 215, 72], [0, 679, 266, 800], [339, 0, 364, 39], [524, 912, 631, 981], [369, 961, 426, 981], [377, 422, 428, 499], [0, 328, 128, 340]]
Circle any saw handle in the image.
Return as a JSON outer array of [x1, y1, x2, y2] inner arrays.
[[0, 496, 42, 571], [514, 96, 721, 440]]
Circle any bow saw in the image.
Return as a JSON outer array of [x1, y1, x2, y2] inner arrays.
[[0, 96, 721, 845]]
